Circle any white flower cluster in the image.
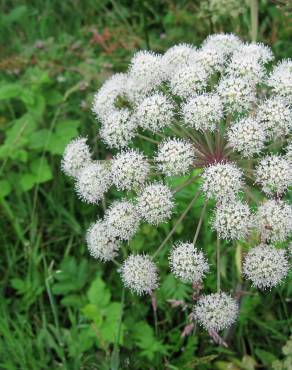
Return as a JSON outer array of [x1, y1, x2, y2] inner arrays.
[[182, 93, 223, 132], [212, 200, 253, 240], [255, 155, 292, 196], [202, 162, 243, 200], [155, 139, 195, 176], [227, 117, 266, 157], [243, 245, 289, 289], [194, 292, 239, 331], [169, 242, 209, 283], [120, 254, 159, 295], [61, 34, 292, 334]]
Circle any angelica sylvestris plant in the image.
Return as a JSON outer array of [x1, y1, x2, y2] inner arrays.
[[62, 34, 292, 338]]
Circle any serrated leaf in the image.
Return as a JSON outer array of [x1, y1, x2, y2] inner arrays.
[[30, 157, 53, 184], [87, 277, 111, 308], [0, 180, 11, 198], [0, 83, 22, 100]]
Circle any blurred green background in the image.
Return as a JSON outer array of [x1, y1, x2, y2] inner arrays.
[[0, 1, 291, 369]]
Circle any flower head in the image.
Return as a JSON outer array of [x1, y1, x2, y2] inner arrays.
[[61, 137, 92, 178], [217, 76, 256, 113], [161, 44, 195, 79], [104, 200, 140, 241], [267, 60, 292, 102], [227, 117, 267, 157], [212, 200, 253, 240], [202, 162, 244, 200], [233, 42, 274, 64], [243, 244, 289, 289], [169, 242, 209, 283], [75, 162, 111, 204], [226, 55, 265, 84], [192, 47, 225, 74], [155, 138, 195, 176], [92, 73, 128, 121], [169, 64, 208, 98], [256, 200, 292, 243], [182, 93, 223, 132], [134, 92, 175, 132], [257, 97, 292, 138], [202, 33, 242, 57], [100, 109, 137, 148], [120, 254, 159, 295], [86, 220, 120, 261], [194, 292, 239, 331], [128, 51, 163, 95], [111, 149, 150, 191], [137, 183, 174, 225], [255, 155, 292, 195]]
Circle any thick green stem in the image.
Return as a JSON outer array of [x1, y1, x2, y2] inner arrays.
[[217, 235, 221, 292], [152, 190, 201, 258], [193, 201, 207, 245], [250, 0, 258, 42]]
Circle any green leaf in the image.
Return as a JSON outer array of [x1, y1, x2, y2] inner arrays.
[[255, 349, 277, 367], [28, 129, 51, 150], [82, 304, 103, 326], [19, 173, 36, 192], [30, 158, 53, 184], [0, 83, 22, 100], [47, 120, 80, 155], [52, 257, 89, 295], [87, 277, 111, 308], [0, 180, 12, 198]]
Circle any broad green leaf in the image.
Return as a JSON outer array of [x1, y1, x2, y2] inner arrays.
[[19, 173, 36, 192], [28, 129, 51, 150], [82, 304, 103, 326], [0, 180, 11, 198], [30, 158, 53, 184], [87, 277, 111, 308], [0, 84, 22, 100]]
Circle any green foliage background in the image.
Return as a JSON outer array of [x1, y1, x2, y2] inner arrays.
[[0, 1, 291, 369]]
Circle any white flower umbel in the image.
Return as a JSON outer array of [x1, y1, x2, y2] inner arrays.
[[202, 33, 242, 57], [256, 199, 292, 243], [86, 220, 120, 261], [121, 254, 159, 295], [61, 137, 92, 178], [226, 55, 265, 84], [169, 64, 208, 98], [169, 242, 209, 283], [104, 200, 140, 241], [257, 97, 292, 138], [202, 162, 244, 200], [100, 109, 137, 149], [111, 149, 150, 191], [75, 162, 111, 204], [134, 92, 175, 132], [161, 43, 195, 80], [182, 93, 223, 132], [243, 244, 289, 289], [227, 117, 267, 157], [137, 183, 174, 225], [212, 200, 253, 240], [267, 60, 292, 102], [191, 47, 225, 74], [217, 76, 256, 113], [92, 73, 128, 121], [194, 292, 238, 332], [155, 138, 195, 176], [255, 155, 292, 196], [233, 42, 274, 64], [285, 142, 292, 161], [128, 51, 163, 95]]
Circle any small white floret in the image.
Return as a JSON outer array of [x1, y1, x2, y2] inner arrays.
[[169, 242, 209, 283], [61, 137, 92, 178], [194, 292, 239, 332], [86, 220, 120, 261], [137, 183, 174, 225], [243, 244, 289, 289], [120, 254, 159, 295], [155, 138, 195, 176]]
